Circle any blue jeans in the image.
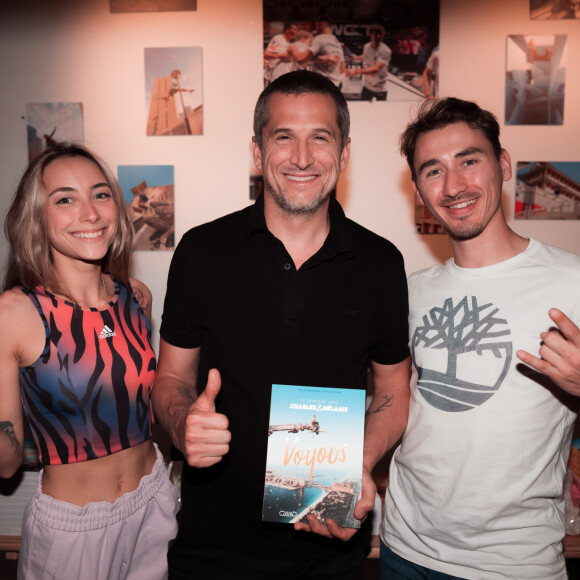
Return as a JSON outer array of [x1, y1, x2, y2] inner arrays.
[[168, 531, 366, 579], [380, 542, 466, 580]]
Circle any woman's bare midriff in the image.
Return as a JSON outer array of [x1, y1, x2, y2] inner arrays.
[[40, 439, 158, 505]]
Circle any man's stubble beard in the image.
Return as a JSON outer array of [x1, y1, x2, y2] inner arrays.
[[264, 179, 333, 217]]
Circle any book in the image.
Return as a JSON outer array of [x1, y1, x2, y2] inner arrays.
[[262, 383, 366, 528]]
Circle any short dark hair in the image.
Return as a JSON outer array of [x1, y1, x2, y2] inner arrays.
[[400, 97, 503, 181], [253, 70, 350, 150], [369, 24, 385, 36]]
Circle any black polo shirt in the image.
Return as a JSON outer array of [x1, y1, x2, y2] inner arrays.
[[161, 194, 409, 559]]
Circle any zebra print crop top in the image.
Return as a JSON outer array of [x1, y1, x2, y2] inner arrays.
[[19, 281, 156, 465]]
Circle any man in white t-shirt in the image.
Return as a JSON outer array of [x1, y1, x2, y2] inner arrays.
[[347, 24, 392, 101], [375, 97, 580, 579], [306, 20, 344, 88], [263, 23, 297, 86]]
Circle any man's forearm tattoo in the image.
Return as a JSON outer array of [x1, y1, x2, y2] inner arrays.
[[0, 421, 21, 456], [367, 394, 394, 416]]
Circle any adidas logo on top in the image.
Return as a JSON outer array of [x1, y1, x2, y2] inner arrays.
[[99, 325, 116, 339]]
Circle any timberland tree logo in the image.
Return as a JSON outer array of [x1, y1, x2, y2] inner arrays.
[[411, 296, 512, 412]]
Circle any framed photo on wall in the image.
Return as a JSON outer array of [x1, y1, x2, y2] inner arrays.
[[144, 46, 203, 136], [530, 0, 580, 20], [26, 102, 84, 162], [118, 165, 175, 251], [505, 34, 566, 125], [110, 0, 196, 13], [515, 161, 580, 220], [262, 0, 439, 102]]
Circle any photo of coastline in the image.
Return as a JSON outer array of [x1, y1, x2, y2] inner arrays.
[[263, 480, 325, 524], [263, 384, 366, 528], [263, 471, 361, 526]]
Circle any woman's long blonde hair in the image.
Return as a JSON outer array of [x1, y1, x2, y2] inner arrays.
[[3, 144, 134, 293]]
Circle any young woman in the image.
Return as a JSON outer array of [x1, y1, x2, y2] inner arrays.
[[0, 144, 178, 579]]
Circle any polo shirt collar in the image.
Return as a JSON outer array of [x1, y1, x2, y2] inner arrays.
[[244, 194, 354, 261], [322, 195, 354, 260], [245, 193, 268, 236]]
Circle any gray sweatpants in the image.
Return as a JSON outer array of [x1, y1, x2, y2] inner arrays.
[[17, 444, 178, 580]]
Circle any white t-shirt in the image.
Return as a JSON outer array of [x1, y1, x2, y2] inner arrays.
[[362, 41, 391, 92], [310, 33, 344, 86], [264, 34, 293, 82], [383, 239, 580, 579]]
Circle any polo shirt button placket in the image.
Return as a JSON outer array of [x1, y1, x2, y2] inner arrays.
[[284, 262, 292, 271]]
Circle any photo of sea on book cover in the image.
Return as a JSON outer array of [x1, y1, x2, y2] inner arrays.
[[263, 384, 366, 528]]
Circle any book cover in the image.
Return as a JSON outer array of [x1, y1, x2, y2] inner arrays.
[[262, 384, 366, 528]]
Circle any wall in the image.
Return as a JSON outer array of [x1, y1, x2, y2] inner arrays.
[[0, 0, 579, 351]]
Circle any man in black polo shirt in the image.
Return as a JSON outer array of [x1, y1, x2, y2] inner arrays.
[[152, 70, 411, 579]]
